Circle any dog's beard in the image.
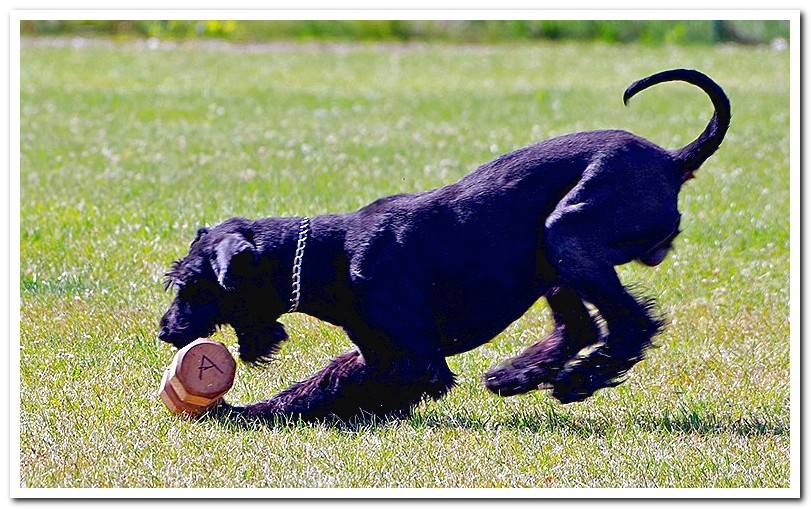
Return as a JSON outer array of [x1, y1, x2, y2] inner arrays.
[[235, 321, 289, 364]]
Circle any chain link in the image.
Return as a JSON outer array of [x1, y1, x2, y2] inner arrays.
[[287, 216, 310, 313]]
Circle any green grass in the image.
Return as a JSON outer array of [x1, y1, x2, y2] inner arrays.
[[19, 38, 790, 488]]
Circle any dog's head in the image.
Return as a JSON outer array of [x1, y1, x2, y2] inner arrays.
[[159, 220, 289, 363]]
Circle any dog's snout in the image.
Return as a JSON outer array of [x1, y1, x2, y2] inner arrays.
[[157, 313, 171, 342], [158, 328, 170, 341], [157, 326, 189, 347]]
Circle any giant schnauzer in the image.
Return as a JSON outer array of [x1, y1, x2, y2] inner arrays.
[[159, 69, 730, 421]]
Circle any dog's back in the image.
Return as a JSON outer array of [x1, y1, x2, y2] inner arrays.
[[342, 128, 678, 354]]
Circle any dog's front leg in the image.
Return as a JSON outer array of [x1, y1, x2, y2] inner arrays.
[[230, 320, 289, 364], [220, 349, 455, 422], [483, 286, 600, 397]]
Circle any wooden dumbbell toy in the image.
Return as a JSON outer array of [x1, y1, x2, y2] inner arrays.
[[158, 338, 236, 416]]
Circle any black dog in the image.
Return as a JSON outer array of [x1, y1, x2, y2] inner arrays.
[[159, 69, 730, 421]]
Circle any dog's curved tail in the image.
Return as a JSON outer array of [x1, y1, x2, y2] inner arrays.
[[623, 68, 731, 177]]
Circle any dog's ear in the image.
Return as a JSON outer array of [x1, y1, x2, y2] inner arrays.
[[191, 227, 209, 248], [210, 233, 256, 290]]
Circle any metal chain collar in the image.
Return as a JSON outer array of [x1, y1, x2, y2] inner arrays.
[[287, 216, 310, 313]]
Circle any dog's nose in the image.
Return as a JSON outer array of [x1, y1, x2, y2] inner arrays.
[[158, 328, 170, 342]]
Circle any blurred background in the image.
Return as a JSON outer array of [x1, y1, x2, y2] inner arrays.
[[22, 19, 789, 46]]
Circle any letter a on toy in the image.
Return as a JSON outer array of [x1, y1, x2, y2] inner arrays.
[[198, 354, 224, 379]]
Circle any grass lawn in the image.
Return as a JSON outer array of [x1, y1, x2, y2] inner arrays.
[[19, 38, 790, 488]]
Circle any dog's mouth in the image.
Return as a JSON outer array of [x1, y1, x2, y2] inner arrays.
[[158, 324, 218, 349]]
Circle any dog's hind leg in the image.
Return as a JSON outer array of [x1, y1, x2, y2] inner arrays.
[[545, 238, 663, 403], [549, 276, 664, 404], [536, 164, 671, 404], [483, 286, 600, 397], [224, 346, 455, 422]]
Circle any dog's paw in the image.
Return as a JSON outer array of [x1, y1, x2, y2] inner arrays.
[[483, 359, 559, 397], [483, 326, 585, 397], [550, 344, 641, 404], [200, 399, 245, 420]]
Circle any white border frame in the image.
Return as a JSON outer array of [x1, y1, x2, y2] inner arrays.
[[9, 9, 800, 499]]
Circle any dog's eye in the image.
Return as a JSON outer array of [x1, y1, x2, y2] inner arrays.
[[178, 280, 220, 305], [178, 284, 209, 305]]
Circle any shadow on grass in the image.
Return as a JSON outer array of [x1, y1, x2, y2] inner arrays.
[[201, 401, 787, 437], [409, 409, 788, 438], [199, 402, 414, 433]]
